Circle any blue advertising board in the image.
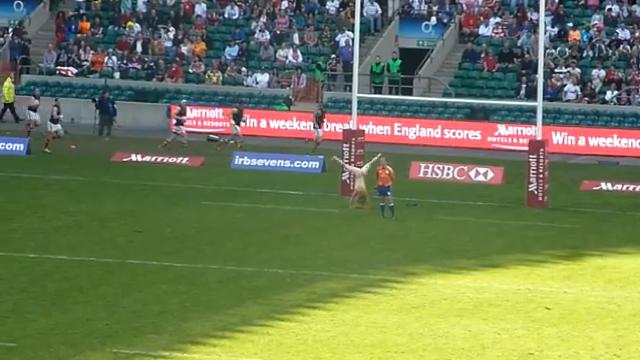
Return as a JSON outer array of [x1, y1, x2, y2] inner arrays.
[[230, 151, 326, 174], [398, 17, 446, 49], [0, 137, 30, 156], [0, 1, 40, 26]]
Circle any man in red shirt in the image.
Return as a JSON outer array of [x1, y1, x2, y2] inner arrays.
[[183, 0, 195, 17], [461, 12, 479, 42], [483, 49, 497, 72], [166, 62, 184, 83]]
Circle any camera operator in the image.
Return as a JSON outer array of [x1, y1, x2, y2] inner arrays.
[[94, 90, 117, 140]]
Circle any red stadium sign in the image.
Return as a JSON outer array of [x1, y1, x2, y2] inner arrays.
[[580, 180, 640, 193], [170, 105, 640, 157], [408, 161, 505, 185]]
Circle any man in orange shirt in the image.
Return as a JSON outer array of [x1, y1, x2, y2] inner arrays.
[[192, 36, 207, 58], [376, 157, 396, 218]]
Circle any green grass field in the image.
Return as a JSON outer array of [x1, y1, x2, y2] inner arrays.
[[1, 133, 639, 360]]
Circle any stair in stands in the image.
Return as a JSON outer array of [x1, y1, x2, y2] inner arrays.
[[423, 43, 466, 98]]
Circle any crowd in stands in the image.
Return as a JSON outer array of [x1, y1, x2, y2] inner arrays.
[[4, 20, 33, 73], [458, 0, 640, 106], [401, 0, 456, 26], [39, 0, 385, 98]]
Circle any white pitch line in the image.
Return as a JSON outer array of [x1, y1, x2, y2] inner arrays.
[[437, 216, 580, 228], [201, 201, 340, 213], [0, 342, 17, 347], [1, 251, 639, 298], [2, 171, 639, 216], [111, 349, 262, 360]]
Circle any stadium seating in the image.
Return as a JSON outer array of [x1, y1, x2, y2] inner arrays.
[[323, 96, 640, 128]]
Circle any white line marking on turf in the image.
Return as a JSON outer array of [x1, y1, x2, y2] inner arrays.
[[0, 172, 87, 181], [201, 201, 340, 213], [0, 342, 17, 347], [111, 349, 261, 360], [1, 251, 638, 298], [1, 171, 639, 216], [437, 216, 580, 228]]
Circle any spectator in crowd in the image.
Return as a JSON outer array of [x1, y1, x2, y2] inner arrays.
[[91, 16, 104, 38], [259, 42, 275, 61], [42, 44, 58, 73], [291, 25, 301, 47], [55, 11, 66, 47], [276, 42, 289, 64], [194, 0, 207, 18], [205, 60, 223, 85], [56, 47, 70, 67], [224, 40, 240, 61], [335, 27, 354, 48], [166, 62, 184, 83], [515, 76, 533, 99], [563, 77, 581, 102], [304, 24, 318, 47], [231, 27, 247, 45], [255, 25, 271, 44], [291, 66, 307, 102], [287, 44, 304, 64], [326, 54, 339, 91], [478, 19, 492, 38], [461, 42, 479, 63], [386, 50, 402, 95], [189, 56, 205, 75], [252, 67, 271, 89], [155, 59, 167, 82], [543, 78, 560, 100], [225, 1, 241, 19], [274, 10, 290, 45], [78, 14, 91, 36], [605, 83, 619, 104], [497, 42, 515, 70], [363, 0, 383, 34], [482, 49, 497, 72], [104, 48, 119, 73], [130, 33, 150, 55], [192, 36, 207, 58], [326, 0, 340, 16], [319, 25, 334, 50], [115, 35, 131, 54], [270, 68, 282, 88], [340, 40, 355, 91], [461, 11, 479, 43]]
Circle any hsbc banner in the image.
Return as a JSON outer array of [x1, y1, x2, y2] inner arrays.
[[111, 152, 205, 167], [408, 161, 505, 185], [580, 180, 640, 193], [170, 105, 640, 157]]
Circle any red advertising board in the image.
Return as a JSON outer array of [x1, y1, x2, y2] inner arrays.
[[580, 180, 640, 193], [526, 140, 549, 208], [340, 129, 365, 196], [170, 105, 640, 157], [408, 161, 505, 185], [111, 152, 205, 167]]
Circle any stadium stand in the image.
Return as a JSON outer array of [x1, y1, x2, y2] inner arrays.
[[449, 0, 640, 106], [36, 0, 379, 90]]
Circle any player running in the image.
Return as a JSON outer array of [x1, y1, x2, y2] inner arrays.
[[43, 98, 64, 153], [25, 88, 41, 138], [213, 106, 246, 150], [307, 106, 325, 153], [160, 100, 188, 148], [376, 157, 396, 218], [332, 153, 382, 208]]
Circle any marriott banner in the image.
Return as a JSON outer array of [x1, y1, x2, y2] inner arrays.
[[170, 105, 640, 157]]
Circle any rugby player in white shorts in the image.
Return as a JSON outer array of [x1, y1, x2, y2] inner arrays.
[[309, 106, 325, 153], [43, 98, 64, 153], [215, 107, 247, 150], [25, 88, 41, 138], [332, 153, 382, 208], [160, 100, 188, 148]]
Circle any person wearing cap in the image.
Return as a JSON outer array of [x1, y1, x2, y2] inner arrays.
[[95, 90, 117, 140]]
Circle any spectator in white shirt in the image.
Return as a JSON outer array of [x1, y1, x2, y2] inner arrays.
[[136, 0, 147, 13], [254, 25, 271, 44], [287, 44, 304, 64], [591, 62, 606, 92], [562, 77, 581, 102], [605, 0, 621, 17], [252, 68, 271, 89], [489, 14, 502, 27], [103, 49, 119, 71], [326, 0, 341, 16], [335, 27, 354, 48], [616, 23, 631, 41], [224, 2, 241, 20], [195, 0, 208, 18], [605, 84, 619, 104], [363, 0, 383, 33], [478, 19, 493, 37]]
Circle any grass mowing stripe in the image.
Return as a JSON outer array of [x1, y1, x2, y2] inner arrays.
[[1, 251, 638, 298], [437, 216, 581, 228], [0, 342, 17, 347], [111, 349, 262, 360], [201, 201, 341, 213], [2, 171, 640, 216]]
